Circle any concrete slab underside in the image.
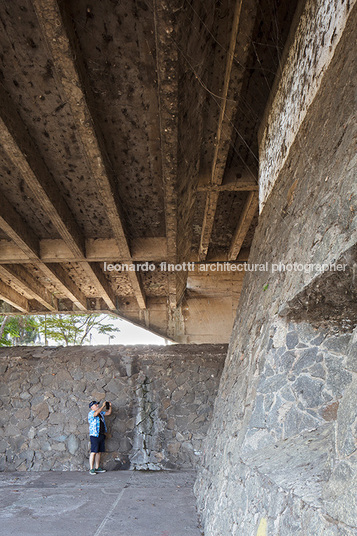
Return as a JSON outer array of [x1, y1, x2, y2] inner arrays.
[[0, 470, 202, 536]]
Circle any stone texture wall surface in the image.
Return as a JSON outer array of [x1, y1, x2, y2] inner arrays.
[[195, 2, 357, 535], [0, 344, 226, 472], [196, 323, 357, 535], [259, 0, 356, 209]]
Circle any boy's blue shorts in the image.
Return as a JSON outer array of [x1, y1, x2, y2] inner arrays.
[[90, 434, 105, 453]]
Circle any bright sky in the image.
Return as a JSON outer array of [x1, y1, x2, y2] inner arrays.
[[88, 315, 169, 346]]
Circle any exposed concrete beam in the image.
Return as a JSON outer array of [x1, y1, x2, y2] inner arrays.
[[228, 191, 258, 261], [199, 190, 219, 261], [0, 265, 57, 311], [129, 238, 168, 263], [78, 262, 117, 311], [32, 0, 146, 310], [197, 181, 258, 192], [0, 85, 117, 308], [205, 247, 250, 263], [0, 210, 115, 311], [0, 198, 99, 310], [198, 0, 258, 261], [0, 88, 85, 259], [41, 264, 87, 311], [135, 8, 163, 226], [153, 0, 180, 309], [0, 83, 118, 309], [0, 278, 29, 313], [0, 191, 40, 261], [0, 243, 29, 263], [0, 238, 167, 264], [0, 239, 251, 264]]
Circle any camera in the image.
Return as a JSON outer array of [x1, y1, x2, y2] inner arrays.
[[105, 401, 110, 410]]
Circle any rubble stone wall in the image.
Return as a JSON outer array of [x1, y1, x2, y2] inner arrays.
[[0, 344, 226, 472], [195, 2, 357, 534]]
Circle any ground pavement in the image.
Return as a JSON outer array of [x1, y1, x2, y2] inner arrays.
[[0, 470, 203, 536]]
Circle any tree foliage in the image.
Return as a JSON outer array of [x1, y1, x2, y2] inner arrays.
[[37, 314, 119, 346], [0, 316, 39, 346], [0, 314, 119, 347]]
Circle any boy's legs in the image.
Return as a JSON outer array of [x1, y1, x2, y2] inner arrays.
[[89, 436, 100, 470], [89, 451, 96, 470]]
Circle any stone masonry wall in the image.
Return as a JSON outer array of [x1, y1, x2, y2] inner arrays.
[[0, 344, 226, 472], [195, 2, 357, 535]]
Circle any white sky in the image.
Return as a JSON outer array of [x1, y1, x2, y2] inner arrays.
[[87, 316, 169, 346]]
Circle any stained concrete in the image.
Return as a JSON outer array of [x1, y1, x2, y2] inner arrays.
[[0, 470, 202, 536]]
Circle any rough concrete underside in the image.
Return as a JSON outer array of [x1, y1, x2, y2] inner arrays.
[[0, 470, 202, 536], [0, 0, 299, 342]]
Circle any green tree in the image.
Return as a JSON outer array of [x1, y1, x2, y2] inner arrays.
[[0, 316, 39, 346], [36, 314, 119, 346], [0, 314, 119, 347]]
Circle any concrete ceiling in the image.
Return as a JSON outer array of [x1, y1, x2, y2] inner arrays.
[[0, 0, 299, 342]]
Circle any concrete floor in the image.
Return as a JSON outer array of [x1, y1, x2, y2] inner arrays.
[[0, 470, 203, 536]]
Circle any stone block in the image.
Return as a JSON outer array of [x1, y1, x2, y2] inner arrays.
[[91, 391, 105, 401], [323, 456, 357, 528], [17, 420, 31, 431], [280, 385, 295, 402], [171, 388, 186, 403], [70, 369, 84, 381], [286, 331, 299, 349], [167, 417, 175, 430], [320, 401, 339, 422], [283, 406, 320, 437], [310, 363, 326, 379], [15, 407, 30, 420], [66, 434, 80, 455], [167, 441, 181, 455], [323, 334, 352, 355], [162, 398, 171, 410], [249, 395, 266, 429], [105, 378, 127, 396], [47, 427, 67, 442], [336, 382, 357, 458], [292, 347, 319, 374], [346, 341, 357, 372], [48, 412, 64, 425], [118, 437, 132, 452], [6, 424, 21, 437], [292, 376, 324, 408], [325, 355, 353, 397], [258, 373, 287, 395], [32, 402, 49, 421]]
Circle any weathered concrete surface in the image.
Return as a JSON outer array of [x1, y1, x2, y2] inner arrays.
[[195, 1, 357, 534], [259, 0, 357, 209], [0, 470, 202, 536], [0, 0, 301, 344], [0, 344, 225, 472]]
